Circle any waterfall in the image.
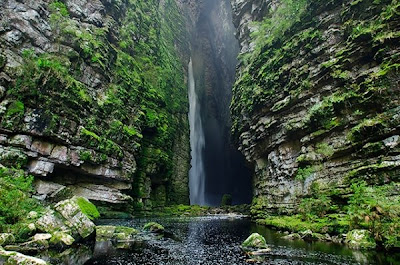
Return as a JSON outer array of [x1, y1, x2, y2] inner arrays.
[[188, 58, 206, 205]]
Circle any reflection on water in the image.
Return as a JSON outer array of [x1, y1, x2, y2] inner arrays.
[[37, 216, 400, 265]]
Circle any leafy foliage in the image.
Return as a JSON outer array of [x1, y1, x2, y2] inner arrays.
[[0, 168, 43, 240], [347, 182, 400, 248]]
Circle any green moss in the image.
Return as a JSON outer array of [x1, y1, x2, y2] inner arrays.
[[316, 143, 335, 157], [76, 197, 100, 221], [242, 233, 267, 249], [49, 1, 69, 17], [79, 150, 92, 162], [348, 116, 387, 142], [143, 222, 164, 233], [3, 0, 190, 211], [2, 101, 25, 128], [295, 166, 315, 181], [258, 214, 350, 235]]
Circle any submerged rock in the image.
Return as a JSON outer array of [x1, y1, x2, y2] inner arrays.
[[345, 229, 376, 249], [0, 246, 49, 264], [143, 222, 165, 234], [282, 233, 302, 240], [300, 230, 326, 241], [242, 233, 267, 249], [96, 225, 138, 242], [96, 225, 139, 250]]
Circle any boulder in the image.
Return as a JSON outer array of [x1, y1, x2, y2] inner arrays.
[[54, 196, 97, 238], [0, 246, 48, 264], [35, 197, 97, 243], [282, 233, 302, 240], [345, 229, 376, 249], [242, 233, 267, 249], [143, 222, 165, 234], [96, 225, 138, 242], [50, 231, 75, 247], [300, 230, 325, 241]]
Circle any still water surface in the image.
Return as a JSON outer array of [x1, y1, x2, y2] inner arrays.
[[85, 216, 400, 265], [82, 216, 399, 265]]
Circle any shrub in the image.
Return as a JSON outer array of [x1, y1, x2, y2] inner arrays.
[[347, 182, 400, 248], [0, 168, 43, 240]]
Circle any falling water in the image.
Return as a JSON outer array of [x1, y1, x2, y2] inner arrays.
[[188, 58, 206, 205]]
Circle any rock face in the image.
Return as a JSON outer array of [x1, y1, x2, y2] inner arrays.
[[231, 0, 400, 213], [0, 0, 191, 211]]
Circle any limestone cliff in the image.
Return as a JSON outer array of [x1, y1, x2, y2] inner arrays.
[[231, 0, 400, 213], [0, 0, 191, 212]]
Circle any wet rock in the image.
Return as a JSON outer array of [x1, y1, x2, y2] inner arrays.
[[143, 222, 165, 234], [345, 230, 376, 249], [4, 234, 50, 252], [331, 235, 343, 244], [96, 225, 138, 242], [242, 233, 267, 249], [282, 233, 302, 240], [300, 230, 325, 241], [0, 246, 49, 264], [0, 233, 15, 246], [50, 231, 75, 247]]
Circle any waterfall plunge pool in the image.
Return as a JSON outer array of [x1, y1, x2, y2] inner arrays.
[[39, 216, 400, 265]]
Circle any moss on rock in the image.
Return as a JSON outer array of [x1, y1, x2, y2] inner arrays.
[[242, 233, 267, 250], [76, 197, 100, 221], [143, 222, 164, 233], [345, 229, 376, 249]]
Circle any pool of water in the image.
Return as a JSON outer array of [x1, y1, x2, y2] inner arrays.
[[81, 216, 399, 265], [35, 216, 400, 265]]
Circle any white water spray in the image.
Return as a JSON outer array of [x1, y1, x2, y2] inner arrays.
[[188, 58, 206, 205]]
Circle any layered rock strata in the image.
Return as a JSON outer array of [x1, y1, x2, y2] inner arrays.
[[0, 0, 190, 210], [231, 0, 400, 212]]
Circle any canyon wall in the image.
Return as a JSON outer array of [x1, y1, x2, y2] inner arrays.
[[0, 0, 191, 213], [231, 0, 400, 213]]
